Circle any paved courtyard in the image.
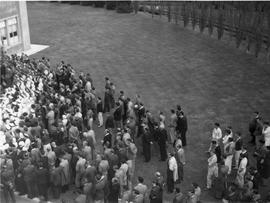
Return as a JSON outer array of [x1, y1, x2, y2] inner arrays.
[[27, 2, 270, 202]]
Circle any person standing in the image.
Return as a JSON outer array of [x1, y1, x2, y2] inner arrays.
[[261, 146, 270, 181], [75, 153, 86, 190], [206, 151, 218, 190], [254, 117, 263, 149], [235, 152, 248, 188], [249, 112, 259, 145], [212, 122, 222, 142], [104, 88, 111, 113], [169, 109, 177, 144], [234, 132, 243, 169], [36, 162, 49, 201], [97, 97, 103, 127], [113, 102, 122, 129], [1, 164, 16, 203], [142, 126, 153, 162], [157, 125, 168, 161], [263, 121, 270, 147], [167, 153, 178, 193], [176, 111, 188, 146], [175, 145, 185, 183], [224, 137, 235, 175]]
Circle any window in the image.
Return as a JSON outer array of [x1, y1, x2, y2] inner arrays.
[[7, 17, 19, 45], [0, 16, 19, 47], [0, 21, 7, 46]]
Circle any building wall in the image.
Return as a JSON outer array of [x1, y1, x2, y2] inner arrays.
[[0, 1, 31, 54]]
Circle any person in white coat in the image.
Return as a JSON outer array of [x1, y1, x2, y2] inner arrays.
[[167, 153, 178, 193], [212, 123, 222, 141], [263, 121, 270, 147], [206, 151, 218, 189], [236, 153, 248, 188]]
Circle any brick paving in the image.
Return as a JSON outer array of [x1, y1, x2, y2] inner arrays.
[[27, 2, 270, 202]]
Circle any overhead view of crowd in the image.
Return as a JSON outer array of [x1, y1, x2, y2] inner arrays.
[[0, 52, 270, 203]]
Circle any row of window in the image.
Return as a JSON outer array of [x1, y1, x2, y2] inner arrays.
[[0, 17, 19, 47]]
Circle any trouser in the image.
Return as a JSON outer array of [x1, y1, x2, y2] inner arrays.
[[159, 143, 167, 161], [15, 175, 27, 195], [98, 112, 103, 126], [88, 118, 93, 130], [38, 183, 48, 201], [75, 173, 83, 188], [180, 130, 187, 146], [250, 132, 255, 143], [236, 171, 245, 188], [169, 127, 176, 143], [234, 150, 241, 168], [51, 184, 61, 199], [225, 155, 233, 174], [207, 166, 218, 189], [255, 135, 262, 149], [167, 169, 174, 193], [3, 185, 16, 203], [127, 159, 135, 179], [25, 180, 38, 198], [143, 144, 151, 162]]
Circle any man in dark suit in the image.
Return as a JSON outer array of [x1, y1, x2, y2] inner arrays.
[[176, 111, 188, 146], [36, 162, 49, 201], [113, 102, 122, 129], [142, 126, 153, 162], [157, 126, 168, 161], [249, 111, 259, 145]]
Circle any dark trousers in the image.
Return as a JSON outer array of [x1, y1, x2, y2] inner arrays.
[[51, 185, 61, 199], [3, 185, 16, 203], [167, 170, 174, 193], [15, 176, 27, 195], [180, 130, 187, 146], [159, 143, 167, 161], [143, 143, 151, 162], [250, 132, 255, 144], [25, 180, 38, 199], [38, 183, 48, 201]]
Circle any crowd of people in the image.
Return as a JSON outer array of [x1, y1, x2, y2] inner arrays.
[[0, 53, 196, 203], [205, 115, 270, 202], [0, 51, 270, 203]]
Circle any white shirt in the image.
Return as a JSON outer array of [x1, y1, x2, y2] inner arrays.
[[169, 156, 178, 181], [263, 126, 270, 146], [212, 127, 222, 140], [208, 154, 217, 168], [222, 134, 232, 145], [238, 157, 248, 174]]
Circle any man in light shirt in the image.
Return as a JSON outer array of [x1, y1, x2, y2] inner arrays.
[[212, 122, 222, 141], [224, 137, 235, 174], [263, 121, 270, 147], [236, 153, 248, 188], [206, 151, 218, 189]]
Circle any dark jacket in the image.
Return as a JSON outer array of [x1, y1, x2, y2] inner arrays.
[[176, 116, 188, 132], [97, 101, 103, 113], [113, 107, 122, 121], [36, 167, 49, 185], [105, 115, 114, 129]]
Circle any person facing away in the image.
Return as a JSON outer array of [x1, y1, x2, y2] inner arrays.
[[176, 111, 188, 146]]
